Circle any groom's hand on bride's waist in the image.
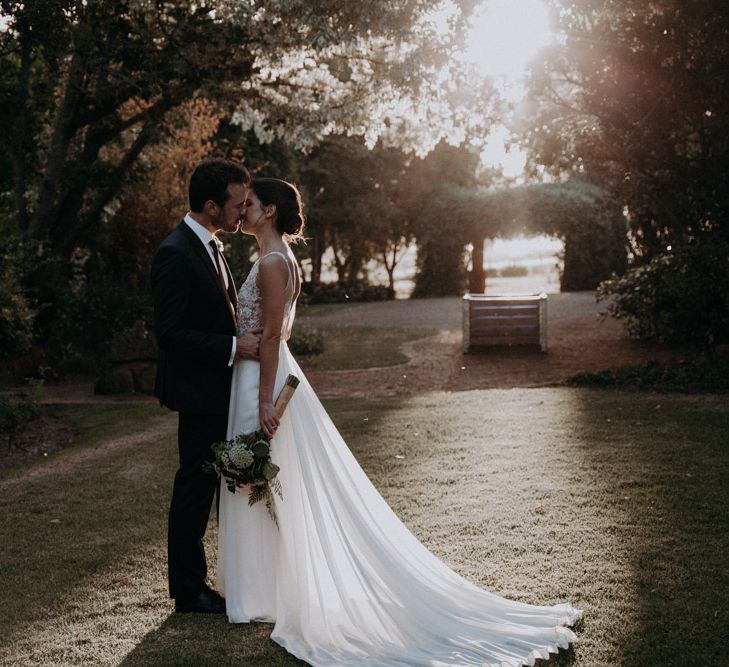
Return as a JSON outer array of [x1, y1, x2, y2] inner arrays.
[[236, 328, 262, 360]]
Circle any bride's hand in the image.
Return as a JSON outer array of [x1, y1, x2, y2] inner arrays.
[[259, 401, 280, 438]]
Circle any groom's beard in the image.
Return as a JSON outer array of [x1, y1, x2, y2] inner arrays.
[[213, 209, 240, 234]]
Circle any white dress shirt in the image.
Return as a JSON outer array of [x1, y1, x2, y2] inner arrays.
[[184, 213, 237, 366]]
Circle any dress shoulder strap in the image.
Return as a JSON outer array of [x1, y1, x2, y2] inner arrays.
[[258, 251, 292, 283]]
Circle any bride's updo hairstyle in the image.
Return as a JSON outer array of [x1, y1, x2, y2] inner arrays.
[[250, 177, 305, 241]]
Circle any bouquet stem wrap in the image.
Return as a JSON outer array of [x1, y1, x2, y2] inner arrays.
[[275, 374, 300, 419]]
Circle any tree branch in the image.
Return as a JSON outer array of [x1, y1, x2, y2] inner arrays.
[[10, 34, 32, 231], [55, 83, 198, 253], [28, 41, 89, 239], [57, 119, 159, 255]]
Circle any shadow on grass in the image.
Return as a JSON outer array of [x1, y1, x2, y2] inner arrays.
[[117, 614, 304, 667], [0, 397, 406, 664], [0, 404, 178, 646], [118, 615, 582, 667], [569, 390, 729, 667]]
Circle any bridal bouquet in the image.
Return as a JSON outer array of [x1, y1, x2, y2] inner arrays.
[[204, 374, 300, 527]]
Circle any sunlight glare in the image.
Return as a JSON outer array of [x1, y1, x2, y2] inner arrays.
[[480, 125, 527, 179], [464, 0, 552, 80]]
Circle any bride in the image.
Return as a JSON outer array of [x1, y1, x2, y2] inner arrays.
[[217, 177, 582, 667]]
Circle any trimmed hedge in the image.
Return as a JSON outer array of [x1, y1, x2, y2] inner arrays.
[[300, 281, 393, 304]]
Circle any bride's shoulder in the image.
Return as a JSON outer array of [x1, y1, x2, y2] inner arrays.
[[257, 251, 290, 281], [259, 250, 289, 266]]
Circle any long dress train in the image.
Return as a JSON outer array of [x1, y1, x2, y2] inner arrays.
[[217, 251, 582, 667]]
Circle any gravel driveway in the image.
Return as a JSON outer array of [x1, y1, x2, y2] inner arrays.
[[298, 293, 683, 398]]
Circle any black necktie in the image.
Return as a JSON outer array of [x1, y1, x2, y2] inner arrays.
[[209, 240, 238, 316]]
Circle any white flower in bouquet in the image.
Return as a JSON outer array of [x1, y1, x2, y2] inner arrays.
[[228, 443, 254, 469]]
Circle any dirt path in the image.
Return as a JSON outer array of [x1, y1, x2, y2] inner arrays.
[[297, 292, 683, 398], [0, 415, 175, 491]]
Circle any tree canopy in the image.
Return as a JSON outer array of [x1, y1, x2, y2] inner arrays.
[[523, 0, 729, 258], [518, 0, 729, 344], [0, 0, 499, 254]]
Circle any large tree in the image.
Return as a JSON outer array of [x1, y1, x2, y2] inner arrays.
[[0, 0, 505, 363], [1, 0, 496, 255], [523, 0, 729, 257], [519, 0, 729, 343], [300, 135, 417, 290]]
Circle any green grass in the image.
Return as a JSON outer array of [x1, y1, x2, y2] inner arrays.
[[1, 389, 728, 666], [303, 327, 425, 370]]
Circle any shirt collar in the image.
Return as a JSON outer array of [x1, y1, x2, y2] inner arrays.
[[184, 213, 222, 250]]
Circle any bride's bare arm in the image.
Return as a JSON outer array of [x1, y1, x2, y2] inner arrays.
[[257, 255, 288, 437]]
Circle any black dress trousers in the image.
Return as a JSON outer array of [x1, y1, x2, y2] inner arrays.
[[167, 411, 228, 600]]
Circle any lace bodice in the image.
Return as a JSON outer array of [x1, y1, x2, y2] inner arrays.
[[237, 251, 297, 339]]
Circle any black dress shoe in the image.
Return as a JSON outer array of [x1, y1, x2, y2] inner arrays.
[[174, 588, 226, 614]]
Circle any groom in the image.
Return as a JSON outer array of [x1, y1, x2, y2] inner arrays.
[[151, 158, 260, 614]]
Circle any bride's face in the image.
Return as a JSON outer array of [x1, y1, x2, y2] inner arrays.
[[240, 190, 271, 235]]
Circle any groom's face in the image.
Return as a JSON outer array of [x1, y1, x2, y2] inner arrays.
[[212, 183, 247, 234]]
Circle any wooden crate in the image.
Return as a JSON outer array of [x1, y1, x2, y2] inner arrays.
[[462, 293, 547, 353]]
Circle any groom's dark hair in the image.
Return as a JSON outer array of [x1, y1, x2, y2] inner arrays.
[[189, 158, 250, 212]]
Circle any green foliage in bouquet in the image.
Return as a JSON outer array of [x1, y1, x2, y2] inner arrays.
[[204, 430, 283, 527]]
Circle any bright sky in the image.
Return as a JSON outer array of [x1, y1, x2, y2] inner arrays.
[[437, 0, 554, 178], [463, 0, 552, 79]]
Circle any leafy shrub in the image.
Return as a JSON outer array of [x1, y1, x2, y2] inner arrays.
[[9, 347, 52, 382], [288, 326, 325, 355], [568, 357, 729, 393], [559, 214, 628, 291], [52, 276, 152, 359], [597, 239, 729, 346], [0, 392, 41, 448], [24, 245, 153, 363], [300, 281, 393, 304], [0, 244, 35, 363]]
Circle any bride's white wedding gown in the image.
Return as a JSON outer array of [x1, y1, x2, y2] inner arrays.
[[217, 251, 582, 667]]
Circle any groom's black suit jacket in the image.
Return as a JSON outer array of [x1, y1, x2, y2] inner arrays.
[[151, 221, 237, 415]]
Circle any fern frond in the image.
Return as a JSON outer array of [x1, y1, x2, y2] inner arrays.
[[265, 492, 280, 529], [248, 483, 268, 506]]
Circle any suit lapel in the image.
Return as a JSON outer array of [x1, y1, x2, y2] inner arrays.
[[178, 221, 237, 327]]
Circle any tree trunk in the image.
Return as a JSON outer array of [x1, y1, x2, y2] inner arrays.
[[469, 237, 485, 293], [28, 42, 89, 239], [47, 83, 194, 254], [385, 264, 395, 293], [55, 118, 160, 255], [382, 245, 397, 293], [11, 33, 31, 232], [330, 236, 347, 283], [310, 234, 324, 284], [346, 251, 364, 284]]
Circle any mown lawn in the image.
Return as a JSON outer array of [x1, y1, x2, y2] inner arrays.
[[1, 389, 727, 667], [297, 326, 433, 371]]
